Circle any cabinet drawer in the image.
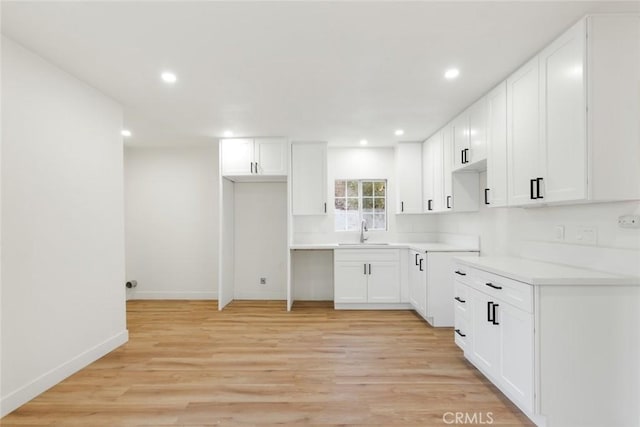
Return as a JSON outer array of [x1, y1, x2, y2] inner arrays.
[[455, 264, 533, 313], [454, 281, 470, 319], [334, 249, 400, 262], [454, 316, 469, 351]]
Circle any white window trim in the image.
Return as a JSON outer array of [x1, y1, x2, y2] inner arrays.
[[334, 179, 387, 232]]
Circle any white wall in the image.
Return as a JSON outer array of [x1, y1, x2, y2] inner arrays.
[[293, 147, 439, 244], [1, 37, 127, 416], [234, 182, 288, 299], [124, 146, 219, 299]]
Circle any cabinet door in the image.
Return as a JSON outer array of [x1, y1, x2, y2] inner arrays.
[[422, 136, 435, 213], [486, 82, 508, 207], [442, 125, 454, 211], [498, 303, 534, 413], [468, 97, 488, 164], [507, 57, 542, 206], [255, 138, 287, 176], [540, 19, 587, 203], [367, 261, 400, 303], [452, 111, 470, 170], [468, 289, 500, 374], [408, 251, 421, 311], [396, 142, 423, 213], [291, 142, 327, 215], [334, 261, 368, 303], [221, 138, 254, 175]]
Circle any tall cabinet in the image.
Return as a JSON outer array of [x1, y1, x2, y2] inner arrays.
[[291, 142, 328, 215]]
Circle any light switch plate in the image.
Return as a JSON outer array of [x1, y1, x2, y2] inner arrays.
[[575, 226, 597, 246], [554, 225, 565, 241]]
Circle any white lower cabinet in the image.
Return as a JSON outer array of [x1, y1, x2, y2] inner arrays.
[[453, 259, 640, 427], [408, 250, 426, 316], [334, 249, 400, 307]]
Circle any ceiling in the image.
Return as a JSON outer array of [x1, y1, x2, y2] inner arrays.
[[2, 1, 638, 147]]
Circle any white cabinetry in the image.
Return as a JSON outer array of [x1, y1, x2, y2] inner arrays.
[[507, 15, 640, 206], [408, 250, 426, 316], [467, 97, 488, 165], [334, 249, 401, 307], [451, 111, 469, 171], [453, 257, 640, 426], [485, 82, 508, 207], [291, 142, 327, 215], [422, 133, 443, 213], [221, 138, 287, 179], [396, 142, 423, 214]]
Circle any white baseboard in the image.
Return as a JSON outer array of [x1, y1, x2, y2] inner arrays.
[[1, 330, 128, 417], [334, 302, 412, 310], [128, 291, 217, 300]]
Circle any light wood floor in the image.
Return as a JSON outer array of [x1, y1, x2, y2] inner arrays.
[[2, 301, 533, 426]]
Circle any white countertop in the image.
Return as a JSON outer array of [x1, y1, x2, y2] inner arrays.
[[289, 242, 479, 252], [454, 256, 640, 286]]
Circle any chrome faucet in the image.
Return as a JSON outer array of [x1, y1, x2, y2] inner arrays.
[[360, 218, 369, 243]]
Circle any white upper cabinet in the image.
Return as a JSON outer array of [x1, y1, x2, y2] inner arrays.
[[255, 138, 288, 176], [507, 56, 542, 206], [422, 133, 443, 213], [221, 138, 254, 175], [506, 15, 640, 206], [441, 125, 454, 210], [451, 111, 470, 170], [291, 142, 327, 215], [396, 142, 423, 214], [467, 97, 488, 165], [486, 82, 508, 207], [221, 138, 288, 179]]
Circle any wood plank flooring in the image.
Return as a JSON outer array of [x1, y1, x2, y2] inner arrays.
[[2, 300, 534, 426]]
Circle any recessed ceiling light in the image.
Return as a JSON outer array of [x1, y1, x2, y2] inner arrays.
[[121, 129, 132, 137], [360, 139, 368, 146], [223, 130, 233, 137], [395, 129, 404, 136], [444, 68, 460, 80], [161, 71, 177, 84]]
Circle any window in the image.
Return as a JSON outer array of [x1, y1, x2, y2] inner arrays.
[[334, 180, 387, 231]]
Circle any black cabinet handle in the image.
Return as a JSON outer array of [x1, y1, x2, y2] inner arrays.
[[492, 303, 500, 325], [454, 296, 466, 303], [428, 199, 433, 211], [487, 301, 493, 323], [368, 264, 372, 275], [401, 201, 404, 212], [455, 270, 466, 276], [455, 329, 466, 337], [484, 188, 490, 205], [461, 149, 465, 165], [536, 177, 544, 199], [324, 202, 327, 213], [446, 195, 452, 209], [415, 253, 419, 266], [250, 162, 254, 174], [364, 264, 367, 275], [530, 178, 537, 200], [485, 282, 503, 290], [419, 258, 423, 271]]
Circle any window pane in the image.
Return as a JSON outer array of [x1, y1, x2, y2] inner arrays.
[[374, 198, 385, 210], [335, 198, 345, 211], [335, 180, 345, 197], [346, 211, 360, 230], [374, 181, 385, 196], [362, 181, 373, 197], [347, 181, 358, 197], [347, 198, 359, 210], [363, 197, 373, 210], [362, 213, 373, 228], [374, 213, 386, 230]]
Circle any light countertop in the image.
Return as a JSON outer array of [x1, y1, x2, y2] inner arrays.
[[289, 242, 479, 252], [454, 256, 640, 286]]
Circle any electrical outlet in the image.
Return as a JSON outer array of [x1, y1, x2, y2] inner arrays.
[[575, 226, 597, 246], [554, 225, 565, 241], [260, 277, 267, 285], [619, 215, 640, 229]]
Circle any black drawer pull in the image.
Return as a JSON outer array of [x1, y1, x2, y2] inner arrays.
[[487, 301, 493, 323], [485, 282, 502, 290], [419, 258, 424, 272], [454, 296, 466, 303], [492, 303, 500, 325], [415, 253, 419, 266], [454, 270, 466, 276], [455, 329, 466, 338]]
